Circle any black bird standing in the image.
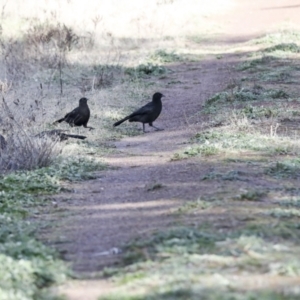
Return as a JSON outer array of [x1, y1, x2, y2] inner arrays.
[[53, 97, 94, 129], [113, 92, 164, 133], [35, 129, 87, 141]]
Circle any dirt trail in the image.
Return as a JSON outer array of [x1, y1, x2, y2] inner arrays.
[[53, 59, 229, 271], [55, 1, 300, 299]]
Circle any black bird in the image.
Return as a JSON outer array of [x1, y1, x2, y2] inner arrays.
[[35, 129, 87, 141], [53, 97, 94, 129], [113, 92, 164, 133]]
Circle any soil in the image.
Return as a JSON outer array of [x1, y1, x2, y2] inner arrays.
[[47, 1, 300, 298]]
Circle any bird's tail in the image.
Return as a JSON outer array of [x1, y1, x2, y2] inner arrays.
[[64, 134, 87, 140], [53, 118, 64, 124], [113, 116, 129, 127]]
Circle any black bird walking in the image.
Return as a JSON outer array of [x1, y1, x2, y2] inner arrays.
[[113, 92, 164, 133], [53, 97, 94, 129], [35, 129, 87, 141]]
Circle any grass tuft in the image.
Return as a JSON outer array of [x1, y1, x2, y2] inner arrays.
[[149, 49, 183, 63], [265, 160, 300, 179], [125, 63, 167, 78]]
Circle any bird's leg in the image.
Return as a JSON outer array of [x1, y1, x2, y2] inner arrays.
[[83, 125, 95, 131], [142, 123, 146, 133], [149, 123, 164, 131]]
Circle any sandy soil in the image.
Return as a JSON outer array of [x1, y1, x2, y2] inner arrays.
[[46, 1, 300, 299]]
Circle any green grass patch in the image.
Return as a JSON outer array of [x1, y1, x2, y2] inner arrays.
[[244, 221, 300, 241], [260, 69, 293, 83], [241, 104, 279, 119], [263, 43, 300, 53], [172, 139, 219, 160], [99, 291, 300, 300], [252, 30, 300, 46], [0, 195, 67, 299], [237, 56, 278, 71], [277, 198, 300, 208], [205, 85, 288, 108], [0, 155, 107, 299], [50, 156, 107, 181], [125, 63, 167, 78], [173, 128, 300, 160], [266, 208, 300, 218], [122, 226, 219, 265], [202, 169, 249, 181], [265, 160, 300, 179], [236, 189, 267, 201], [236, 44, 300, 84], [99, 224, 300, 300], [176, 198, 215, 214], [149, 49, 183, 63]]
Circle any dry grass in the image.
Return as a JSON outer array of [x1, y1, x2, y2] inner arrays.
[[0, 0, 238, 84], [0, 97, 61, 172], [1, 0, 226, 162], [0, 0, 238, 173], [0, 133, 60, 172], [2, 0, 233, 38]]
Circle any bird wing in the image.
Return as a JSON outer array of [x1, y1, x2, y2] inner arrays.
[[65, 107, 83, 122], [129, 102, 153, 117]]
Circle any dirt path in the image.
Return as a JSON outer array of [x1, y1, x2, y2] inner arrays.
[[52, 1, 300, 299], [52, 58, 229, 270]]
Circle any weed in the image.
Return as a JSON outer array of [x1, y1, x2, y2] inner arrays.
[[263, 43, 300, 53], [266, 208, 300, 218], [100, 224, 300, 299], [187, 34, 215, 44], [149, 49, 182, 63], [0, 170, 59, 195], [146, 183, 163, 192], [77, 64, 122, 91], [175, 125, 300, 160], [176, 199, 214, 214], [260, 69, 293, 83], [0, 169, 69, 299], [0, 154, 106, 298], [202, 170, 248, 181], [0, 98, 61, 173], [244, 222, 300, 241], [123, 226, 219, 265], [241, 105, 277, 119], [237, 56, 277, 71], [1, 20, 79, 82], [172, 144, 219, 160], [253, 30, 300, 45], [167, 80, 183, 85], [277, 198, 300, 208], [50, 156, 107, 182], [205, 85, 288, 107], [125, 63, 167, 78], [25, 21, 79, 52], [0, 251, 66, 300], [265, 160, 300, 179], [236, 189, 266, 201], [99, 290, 300, 300]]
